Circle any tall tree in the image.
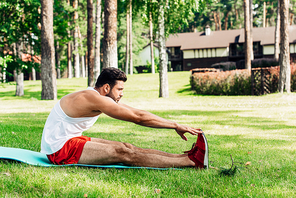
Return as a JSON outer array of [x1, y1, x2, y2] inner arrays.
[[263, 2, 266, 27], [129, 0, 133, 75], [244, 0, 251, 72], [125, 7, 130, 74], [87, 0, 95, 86], [41, 0, 57, 100], [67, 0, 73, 79], [278, 0, 290, 93], [144, 0, 198, 97], [103, 0, 118, 68], [249, 0, 254, 60], [274, 0, 280, 60], [0, 0, 40, 95], [15, 42, 24, 96], [53, 0, 74, 79], [94, 0, 101, 80], [55, 41, 61, 79], [158, 0, 169, 98], [73, 0, 80, 77], [80, 42, 86, 78], [149, 10, 155, 74]]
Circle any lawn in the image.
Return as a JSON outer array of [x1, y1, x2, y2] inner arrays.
[[0, 71, 295, 197]]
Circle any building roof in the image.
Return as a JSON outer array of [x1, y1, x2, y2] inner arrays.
[[166, 25, 296, 50], [239, 25, 296, 45]]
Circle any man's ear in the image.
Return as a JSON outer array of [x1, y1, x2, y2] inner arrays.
[[103, 83, 110, 94]]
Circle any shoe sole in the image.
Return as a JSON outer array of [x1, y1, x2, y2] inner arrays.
[[201, 132, 209, 169]]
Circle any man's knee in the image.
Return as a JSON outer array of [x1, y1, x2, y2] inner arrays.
[[113, 144, 135, 162], [122, 142, 135, 150]]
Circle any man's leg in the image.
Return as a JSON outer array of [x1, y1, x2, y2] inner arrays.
[[78, 139, 195, 168], [90, 137, 181, 157]]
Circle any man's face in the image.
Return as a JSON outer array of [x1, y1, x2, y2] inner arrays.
[[106, 80, 124, 103]]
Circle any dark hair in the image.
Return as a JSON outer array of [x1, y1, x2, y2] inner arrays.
[[95, 67, 127, 88]]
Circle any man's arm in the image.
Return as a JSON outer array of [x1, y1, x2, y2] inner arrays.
[[93, 96, 202, 140], [119, 102, 202, 141]]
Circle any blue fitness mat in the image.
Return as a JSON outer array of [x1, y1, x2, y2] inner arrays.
[[0, 146, 178, 170]]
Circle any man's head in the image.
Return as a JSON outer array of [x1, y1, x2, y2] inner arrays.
[[95, 67, 127, 89], [95, 68, 127, 103]]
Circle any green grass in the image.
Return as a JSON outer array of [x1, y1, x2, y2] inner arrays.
[[1, 72, 296, 197]]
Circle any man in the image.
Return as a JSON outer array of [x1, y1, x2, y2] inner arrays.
[[41, 68, 207, 168]]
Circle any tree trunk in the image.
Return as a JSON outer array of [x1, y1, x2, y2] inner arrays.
[[55, 41, 61, 79], [81, 43, 86, 78], [214, 12, 218, 31], [94, 0, 101, 80], [87, 0, 95, 86], [15, 69, 24, 96], [67, 0, 72, 78], [30, 44, 36, 81], [158, 0, 169, 98], [2, 66, 6, 83], [67, 42, 72, 78], [129, 0, 133, 75], [149, 10, 155, 74], [125, 9, 130, 74], [32, 67, 36, 81], [0, 68, 2, 83], [290, 13, 294, 25], [250, 0, 254, 60], [15, 42, 24, 96], [278, 0, 290, 93], [225, 12, 229, 30], [263, 2, 266, 27], [41, 0, 57, 100], [73, 0, 80, 78], [274, 0, 280, 60], [85, 50, 88, 76], [217, 12, 222, 31], [103, 0, 118, 68], [244, 0, 251, 72], [13, 69, 17, 82]]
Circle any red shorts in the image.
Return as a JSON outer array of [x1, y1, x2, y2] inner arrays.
[[47, 136, 91, 165]]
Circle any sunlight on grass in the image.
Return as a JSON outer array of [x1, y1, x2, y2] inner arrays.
[[1, 72, 296, 197]]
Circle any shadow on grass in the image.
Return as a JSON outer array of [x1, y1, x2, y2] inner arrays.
[[149, 110, 296, 131], [177, 84, 195, 95]]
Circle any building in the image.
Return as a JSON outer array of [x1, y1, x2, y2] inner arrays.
[[134, 43, 169, 73], [166, 25, 296, 71], [136, 43, 160, 67]]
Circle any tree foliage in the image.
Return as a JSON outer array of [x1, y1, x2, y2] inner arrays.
[[0, 0, 41, 79]]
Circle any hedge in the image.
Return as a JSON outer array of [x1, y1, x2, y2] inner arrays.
[[190, 63, 296, 95]]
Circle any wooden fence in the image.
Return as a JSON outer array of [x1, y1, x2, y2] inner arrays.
[[251, 68, 271, 95]]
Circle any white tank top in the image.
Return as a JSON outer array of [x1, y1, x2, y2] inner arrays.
[[41, 87, 100, 154]]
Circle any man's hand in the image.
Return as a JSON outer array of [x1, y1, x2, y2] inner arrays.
[[175, 124, 202, 141]]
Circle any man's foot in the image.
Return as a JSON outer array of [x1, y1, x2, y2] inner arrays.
[[185, 133, 209, 169]]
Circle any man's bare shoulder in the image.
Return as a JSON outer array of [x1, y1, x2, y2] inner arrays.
[[60, 90, 111, 118]]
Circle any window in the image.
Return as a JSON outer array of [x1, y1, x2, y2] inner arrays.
[[230, 42, 263, 57], [230, 43, 244, 57]]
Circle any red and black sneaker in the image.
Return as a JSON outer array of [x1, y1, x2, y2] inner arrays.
[[185, 132, 209, 169]]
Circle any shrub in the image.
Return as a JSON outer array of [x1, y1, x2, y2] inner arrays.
[[236, 58, 279, 70], [291, 63, 296, 92], [236, 60, 245, 69], [211, 62, 236, 71], [190, 69, 251, 95], [261, 63, 296, 93], [190, 63, 296, 95], [251, 58, 279, 68]]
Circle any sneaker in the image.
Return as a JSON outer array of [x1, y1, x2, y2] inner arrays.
[[185, 132, 209, 169]]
